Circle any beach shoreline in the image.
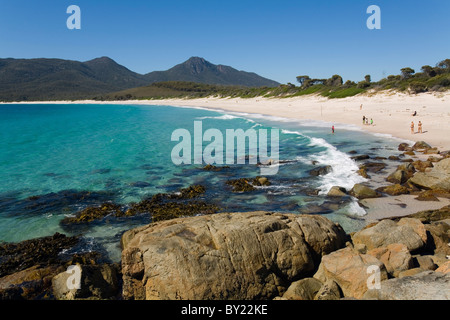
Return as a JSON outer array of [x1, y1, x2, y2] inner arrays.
[[5, 90, 449, 150], [3, 91, 450, 222]]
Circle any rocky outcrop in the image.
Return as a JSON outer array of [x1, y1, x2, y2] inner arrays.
[[363, 271, 450, 300], [327, 186, 348, 197], [349, 184, 381, 199], [409, 158, 450, 191], [367, 243, 413, 278], [377, 184, 409, 196], [352, 218, 425, 252], [313, 246, 388, 299], [52, 264, 120, 300], [281, 278, 322, 300], [0, 232, 120, 300], [309, 166, 332, 176], [121, 211, 347, 300]]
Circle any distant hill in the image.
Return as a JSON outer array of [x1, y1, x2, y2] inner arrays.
[[0, 57, 149, 101], [144, 57, 280, 87], [0, 56, 280, 101]]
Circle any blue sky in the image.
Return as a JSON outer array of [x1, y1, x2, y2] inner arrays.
[[0, 0, 449, 84]]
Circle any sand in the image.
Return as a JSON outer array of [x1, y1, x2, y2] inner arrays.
[[125, 90, 450, 150], [4, 90, 450, 221]]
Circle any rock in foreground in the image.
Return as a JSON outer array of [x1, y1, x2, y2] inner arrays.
[[121, 211, 347, 300]]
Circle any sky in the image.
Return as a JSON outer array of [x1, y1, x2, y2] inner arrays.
[[0, 0, 449, 84]]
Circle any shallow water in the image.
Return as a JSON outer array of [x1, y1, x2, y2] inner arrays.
[[0, 103, 405, 261]]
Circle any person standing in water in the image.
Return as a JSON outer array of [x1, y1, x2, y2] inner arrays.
[[332, 125, 335, 134]]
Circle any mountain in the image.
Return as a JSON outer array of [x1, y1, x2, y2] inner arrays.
[[144, 57, 280, 87], [0, 57, 149, 101], [0, 56, 279, 101]]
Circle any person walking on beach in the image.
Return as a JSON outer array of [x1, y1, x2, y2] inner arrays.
[[411, 121, 415, 134], [363, 115, 365, 124], [418, 121, 423, 133], [370, 118, 373, 125]]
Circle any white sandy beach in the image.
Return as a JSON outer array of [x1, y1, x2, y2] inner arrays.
[[129, 90, 450, 151], [5, 91, 450, 221]]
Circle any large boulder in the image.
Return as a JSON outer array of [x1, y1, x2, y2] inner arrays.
[[352, 218, 425, 252], [412, 141, 432, 150], [327, 186, 348, 197], [313, 246, 388, 299], [367, 243, 413, 278], [282, 278, 322, 300], [409, 158, 450, 191], [363, 271, 450, 300], [349, 184, 381, 199], [121, 211, 347, 300], [386, 170, 408, 185], [309, 166, 332, 176], [0, 265, 62, 300], [52, 264, 120, 300]]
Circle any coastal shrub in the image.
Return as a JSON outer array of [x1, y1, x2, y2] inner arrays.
[[356, 81, 370, 89], [409, 82, 427, 94], [324, 87, 365, 98]]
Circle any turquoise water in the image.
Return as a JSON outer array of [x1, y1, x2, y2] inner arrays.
[[0, 103, 404, 261]]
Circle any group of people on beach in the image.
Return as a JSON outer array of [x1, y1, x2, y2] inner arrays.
[[411, 120, 423, 134], [362, 115, 373, 126]]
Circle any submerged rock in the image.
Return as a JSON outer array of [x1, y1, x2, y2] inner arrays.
[[0, 233, 79, 278], [60, 202, 123, 225], [202, 164, 230, 171], [225, 176, 270, 192], [309, 166, 332, 176], [350, 155, 370, 161]]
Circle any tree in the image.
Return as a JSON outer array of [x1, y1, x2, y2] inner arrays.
[[296, 75, 310, 87], [400, 67, 415, 79], [421, 65, 437, 77], [326, 74, 343, 87], [357, 81, 370, 89], [437, 59, 450, 72], [343, 80, 356, 87], [364, 75, 371, 83]]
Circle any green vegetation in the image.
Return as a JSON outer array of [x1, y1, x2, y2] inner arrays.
[[1, 57, 449, 102], [101, 58, 450, 101]]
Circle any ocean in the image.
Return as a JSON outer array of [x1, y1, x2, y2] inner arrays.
[[0, 103, 405, 261]]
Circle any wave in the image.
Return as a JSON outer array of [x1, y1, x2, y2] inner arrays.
[[196, 114, 241, 120], [306, 136, 367, 194]]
